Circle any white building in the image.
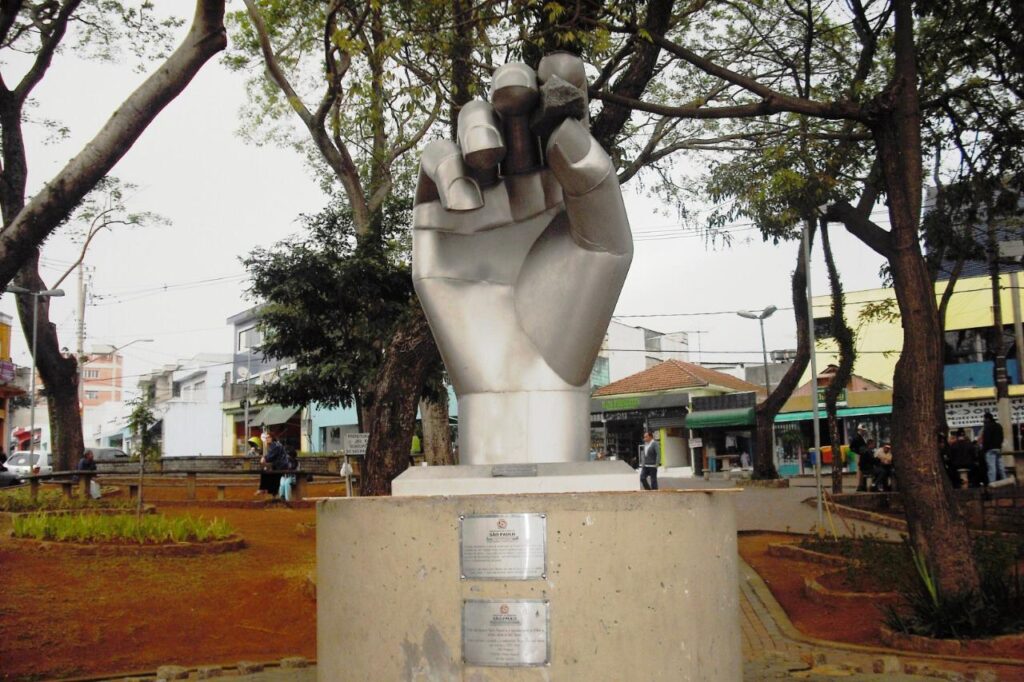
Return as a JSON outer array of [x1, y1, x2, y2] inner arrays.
[[591, 321, 689, 388], [139, 353, 232, 457]]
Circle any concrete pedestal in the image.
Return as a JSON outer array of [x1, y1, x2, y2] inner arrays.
[[317, 490, 741, 681]]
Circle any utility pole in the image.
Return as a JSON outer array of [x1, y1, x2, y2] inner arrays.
[[986, 217, 1012, 450], [77, 264, 87, 412]]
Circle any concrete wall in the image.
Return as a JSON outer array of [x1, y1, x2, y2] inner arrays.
[[318, 490, 740, 681]]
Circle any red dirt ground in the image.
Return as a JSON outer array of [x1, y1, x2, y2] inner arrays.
[[1, 490, 1021, 680], [0, 480, 348, 680]]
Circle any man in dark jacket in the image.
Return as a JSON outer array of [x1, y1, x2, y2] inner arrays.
[[947, 429, 975, 488], [640, 430, 660, 490], [981, 411, 1006, 484], [851, 424, 872, 492]]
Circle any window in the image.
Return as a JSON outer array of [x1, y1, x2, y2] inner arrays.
[[83, 369, 99, 379], [85, 390, 99, 400], [590, 356, 610, 389], [813, 317, 834, 339], [237, 326, 263, 352], [193, 380, 205, 392]]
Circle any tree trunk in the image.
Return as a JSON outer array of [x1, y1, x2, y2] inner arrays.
[[420, 391, 454, 466], [14, 256, 82, 472], [821, 222, 855, 494], [873, 0, 980, 598], [753, 231, 814, 479], [361, 308, 442, 495]]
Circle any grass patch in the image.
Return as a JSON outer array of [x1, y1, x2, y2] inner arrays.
[[0, 488, 132, 513], [799, 533, 916, 589], [11, 513, 235, 544]]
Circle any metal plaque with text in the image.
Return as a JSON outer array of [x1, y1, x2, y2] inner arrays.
[[462, 599, 550, 667], [459, 513, 546, 581]]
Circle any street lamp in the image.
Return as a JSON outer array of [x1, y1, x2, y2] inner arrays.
[[7, 285, 65, 461], [737, 305, 778, 394]]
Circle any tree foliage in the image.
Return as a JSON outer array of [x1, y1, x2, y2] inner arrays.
[[242, 195, 425, 410]]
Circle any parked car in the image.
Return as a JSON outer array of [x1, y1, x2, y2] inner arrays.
[[92, 447, 129, 462], [4, 450, 54, 477], [0, 467, 23, 487]]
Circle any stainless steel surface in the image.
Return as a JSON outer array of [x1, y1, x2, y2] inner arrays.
[[413, 55, 633, 466], [459, 513, 547, 581], [462, 599, 551, 667]]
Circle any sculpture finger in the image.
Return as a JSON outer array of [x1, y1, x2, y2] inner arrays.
[[490, 63, 541, 175], [536, 52, 589, 128], [457, 100, 505, 179], [546, 118, 632, 255], [415, 139, 483, 213]]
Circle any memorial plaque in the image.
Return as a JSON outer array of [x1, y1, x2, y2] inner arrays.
[[460, 513, 546, 580], [462, 599, 550, 667], [491, 463, 538, 477]]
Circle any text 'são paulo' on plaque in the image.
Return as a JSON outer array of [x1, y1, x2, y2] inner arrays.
[[459, 513, 546, 580], [462, 600, 550, 667]]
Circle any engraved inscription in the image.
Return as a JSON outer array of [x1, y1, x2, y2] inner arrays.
[[463, 600, 550, 667], [460, 514, 546, 580]]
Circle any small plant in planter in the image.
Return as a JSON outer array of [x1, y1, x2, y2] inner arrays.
[[11, 512, 235, 544]]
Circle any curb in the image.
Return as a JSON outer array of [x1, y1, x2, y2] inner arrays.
[[739, 557, 1024, 668]]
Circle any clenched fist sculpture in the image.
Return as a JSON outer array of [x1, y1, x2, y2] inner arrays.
[[412, 54, 633, 466]]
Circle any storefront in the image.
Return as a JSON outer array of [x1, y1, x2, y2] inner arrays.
[[590, 393, 690, 467], [686, 393, 758, 474]]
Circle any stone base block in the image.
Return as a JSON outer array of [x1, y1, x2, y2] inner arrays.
[[391, 460, 640, 496], [317, 490, 741, 681]]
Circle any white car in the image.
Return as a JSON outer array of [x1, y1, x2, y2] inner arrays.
[[5, 451, 54, 477]]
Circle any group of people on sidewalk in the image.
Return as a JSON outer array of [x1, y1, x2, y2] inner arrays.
[[850, 411, 1011, 493], [942, 411, 1009, 488], [849, 424, 895, 492]]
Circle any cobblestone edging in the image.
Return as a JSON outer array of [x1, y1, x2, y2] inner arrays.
[[766, 541, 851, 567], [7, 534, 247, 557], [803, 570, 899, 606], [880, 624, 1024, 659]]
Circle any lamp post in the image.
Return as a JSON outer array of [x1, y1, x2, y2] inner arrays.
[[736, 305, 777, 479], [7, 285, 65, 460], [737, 305, 777, 395]]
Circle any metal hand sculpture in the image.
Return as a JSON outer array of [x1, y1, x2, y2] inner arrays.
[[412, 54, 633, 466]]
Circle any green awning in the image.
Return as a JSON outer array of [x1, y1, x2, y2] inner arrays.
[[774, 404, 892, 423], [686, 407, 755, 429]]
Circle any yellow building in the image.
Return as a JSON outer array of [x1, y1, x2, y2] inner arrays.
[[795, 271, 1024, 441]]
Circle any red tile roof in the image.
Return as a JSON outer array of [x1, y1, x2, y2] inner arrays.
[[593, 359, 764, 397]]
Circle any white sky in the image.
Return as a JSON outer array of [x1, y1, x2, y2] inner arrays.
[[0, 14, 890, 393]]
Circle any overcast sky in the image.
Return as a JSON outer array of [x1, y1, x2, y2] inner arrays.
[[0, 12, 890, 394]]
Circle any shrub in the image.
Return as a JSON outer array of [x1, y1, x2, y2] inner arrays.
[[0, 488, 132, 513], [883, 534, 1024, 639], [11, 513, 235, 544]]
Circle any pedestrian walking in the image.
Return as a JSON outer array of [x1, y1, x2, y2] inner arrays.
[[640, 430, 659, 490], [851, 424, 872, 492]]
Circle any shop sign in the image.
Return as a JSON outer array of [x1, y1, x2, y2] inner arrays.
[[816, 387, 847, 407], [0, 361, 14, 383], [601, 397, 640, 411], [343, 432, 369, 456], [945, 397, 1024, 429]]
